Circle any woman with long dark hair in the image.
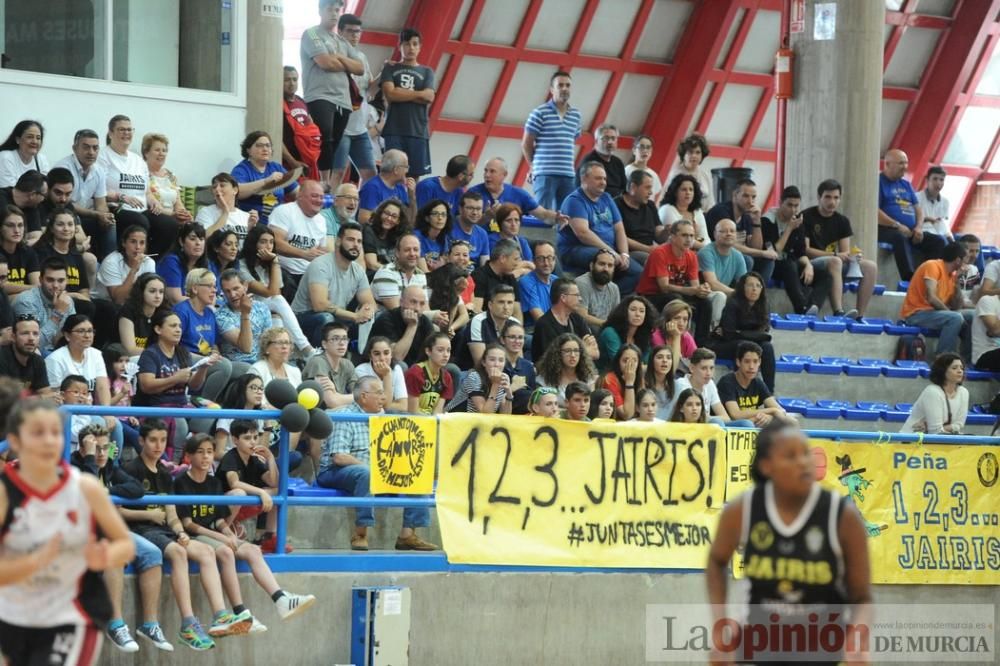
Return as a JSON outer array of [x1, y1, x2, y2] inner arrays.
[[206, 228, 240, 278], [363, 198, 409, 273], [215, 373, 302, 471], [597, 295, 655, 369], [0, 119, 49, 186], [598, 343, 644, 420], [658, 174, 708, 249], [644, 344, 677, 421], [158, 222, 208, 305], [535, 333, 598, 405], [95, 224, 155, 305], [413, 198, 452, 272], [119, 273, 169, 357], [901, 352, 969, 435], [238, 224, 313, 355], [707, 421, 872, 664], [0, 205, 39, 300], [669, 387, 706, 424], [709, 271, 777, 391], [427, 263, 470, 337], [446, 343, 513, 415], [34, 207, 95, 319]]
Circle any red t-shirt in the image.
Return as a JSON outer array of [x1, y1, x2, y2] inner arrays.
[[637, 244, 699, 296]]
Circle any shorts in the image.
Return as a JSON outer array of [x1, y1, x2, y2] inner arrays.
[[131, 532, 163, 572], [811, 255, 851, 278], [131, 525, 179, 553], [194, 535, 228, 551], [382, 135, 431, 177], [0, 620, 103, 666], [333, 132, 376, 171]]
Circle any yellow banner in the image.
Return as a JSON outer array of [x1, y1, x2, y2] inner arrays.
[[368, 416, 437, 495], [436, 415, 727, 568], [725, 430, 1000, 585]]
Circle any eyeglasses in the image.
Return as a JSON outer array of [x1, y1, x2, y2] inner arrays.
[[561, 348, 581, 356], [71, 328, 95, 335], [428, 211, 448, 218], [248, 384, 264, 391], [95, 445, 112, 453], [535, 255, 556, 262], [253, 142, 272, 149], [382, 211, 400, 220]]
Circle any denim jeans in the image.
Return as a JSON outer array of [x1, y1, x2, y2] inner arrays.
[[904, 309, 965, 357], [316, 463, 430, 528], [131, 532, 163, 572], [562, 244, 643, 294], [532, 174, 575, 211]]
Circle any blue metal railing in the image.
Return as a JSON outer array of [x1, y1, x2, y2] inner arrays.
[[30, 405, 1000, 570]]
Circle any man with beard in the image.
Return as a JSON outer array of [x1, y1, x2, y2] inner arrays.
[[325, 183, 360, 238], [13, 256, 74, 356], [292, 222, 376, 346], [574, 249, 620, 330], [0, 314, 50, 395]]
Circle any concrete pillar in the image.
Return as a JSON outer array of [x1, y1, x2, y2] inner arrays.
[[784, 0, 884, 258], [244, 0, 284, 143]]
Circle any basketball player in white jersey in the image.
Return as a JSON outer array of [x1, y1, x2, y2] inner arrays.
[[0, 399, 135, 666]]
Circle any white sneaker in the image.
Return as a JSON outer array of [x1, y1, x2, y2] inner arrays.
[[805, 304, 819, 317], [107, 624, 139, 653], [276, 592, 316, 621], [249, 616, 268, 634], [136, 623, 174, 652]]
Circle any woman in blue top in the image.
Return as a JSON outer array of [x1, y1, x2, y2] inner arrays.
[[231, 130, 298, 223], [413, 198, 452, 273], [206, 228, 239, 304], [171, 267, 235, 408], [487, 203, 534, 278], [157, 222, 208, 305]]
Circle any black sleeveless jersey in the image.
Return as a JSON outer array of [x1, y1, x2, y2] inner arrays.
[[741, 482, 847, 610]]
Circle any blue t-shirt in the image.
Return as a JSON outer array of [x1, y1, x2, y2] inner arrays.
[[878, 173, 919, 229], [697, 244, 747, 287], [488, 233, 533, 262], [468, 184, 539, 224], [518, 271, 552, 326], [414, 229, 448, 267], [449, 223, 491, 265], [231, 159, 297, 223], [136, 344, 189, 406], [415, 177, 464, 211], [557, 188, 622, 254], [157, 254, 186, 290], [173, 299, 217, 355], [359, 176, 409, 213]]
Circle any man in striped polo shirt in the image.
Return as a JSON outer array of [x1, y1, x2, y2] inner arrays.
[[521, 70, 582, 211]]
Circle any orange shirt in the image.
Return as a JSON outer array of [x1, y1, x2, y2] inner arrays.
[[900, 260, 956, 319]]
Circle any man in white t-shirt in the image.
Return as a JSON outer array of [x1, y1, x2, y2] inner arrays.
[[972, 294, 1000, 371], [673, 347, 753, 428], [268, 180, 332, 300]]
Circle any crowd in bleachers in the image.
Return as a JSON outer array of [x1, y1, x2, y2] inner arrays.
[[0, 0, 995, 652]]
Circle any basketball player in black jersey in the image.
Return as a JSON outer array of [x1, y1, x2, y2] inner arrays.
[[707, 421, 872, 664], [0, 399, 135, 666]]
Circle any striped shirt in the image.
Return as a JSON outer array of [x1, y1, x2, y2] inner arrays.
[[524, 100, 581, 178]]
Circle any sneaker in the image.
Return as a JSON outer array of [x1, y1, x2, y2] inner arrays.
[[350, 534, 369, 551], [804, 304, 820, 317], [258, 534, 293, 554], [395, 534, 438, 551], [208, 609, 252, 637], [249, 616, 268, 634], [276, 592, 317, 621], [106, 624, 139, 653], [178, 621, 215, 651], [842, 308, 859, 319], [136, 623, 174, 652]]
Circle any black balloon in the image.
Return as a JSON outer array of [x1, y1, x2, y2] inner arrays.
[[297, 379, 326, 407], [280, 403, 310, 432], [265, 379, 298, 408], [305, 408, 333, 440]]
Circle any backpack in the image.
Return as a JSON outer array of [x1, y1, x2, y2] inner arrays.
[[282, 100, 322, 180], [893, 333, 926, 363]]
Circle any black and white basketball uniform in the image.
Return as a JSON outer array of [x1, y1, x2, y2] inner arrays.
[[0, 460, 111, 666]]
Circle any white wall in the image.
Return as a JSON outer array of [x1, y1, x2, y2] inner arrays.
[[0, 84, 246, 187]]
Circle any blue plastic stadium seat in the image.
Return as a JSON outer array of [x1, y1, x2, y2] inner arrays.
[[778, 397, 812, 414], [873, 284, 886, 295], [883, 363, 921, 379], [766, 278, 782, 289], [804, 403, 842, 418], [716, 357, 734, 369], [805, 359, 844, 375], [809, 317, 847, 333], [847, 318, 890, 334], [844, 401, 883, 421], [885, 322, 921, 336], [856, 401, 891, 412], [967, 413, 997, 427], [896, 402, 914, 412], [522, 214, 546, 228], [288, 482, 345, 498], [965, 368, 1000, 382], [772, 316, 809, 331], [882, 408, 909, 423], [845, 361, 882, 377], [896, 281, 910, 292], [857, 358, 892, 368], [878, 242, 894, 252], [777, 355, 810, 373]]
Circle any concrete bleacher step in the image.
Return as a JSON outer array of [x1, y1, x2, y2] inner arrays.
[[283, 505, 442, 551]]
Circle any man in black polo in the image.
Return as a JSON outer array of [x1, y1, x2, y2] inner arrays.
[[0, 314, 50, 395], [370, 285, 435, 367]]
